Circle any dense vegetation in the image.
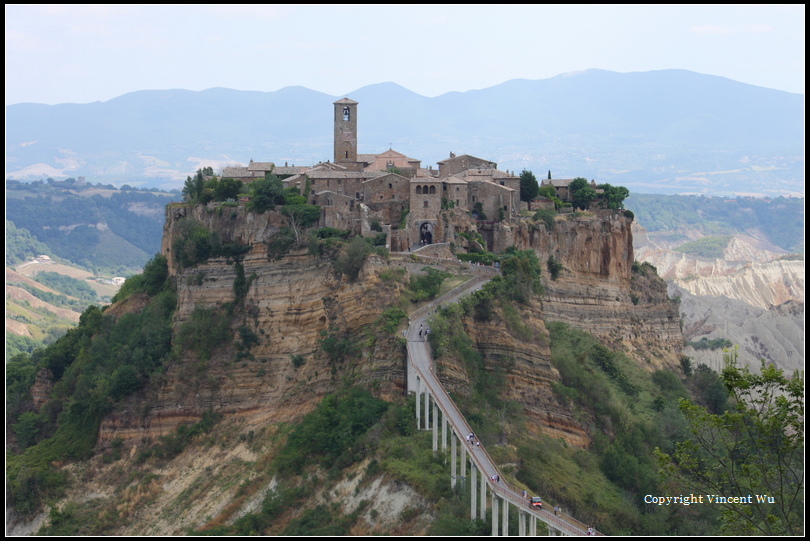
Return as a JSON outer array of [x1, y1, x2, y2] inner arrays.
[[658, 350, 804, 535], [626, 194, 804, 252], [6, 220, 55, 267], [170, 219, 251, 270], [33, 271, 99, 304], [6, 255, 175, 516]]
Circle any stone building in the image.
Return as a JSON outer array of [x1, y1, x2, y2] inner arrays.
[[224, 98, 536, 248]]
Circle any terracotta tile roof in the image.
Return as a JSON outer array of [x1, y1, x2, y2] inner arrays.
[[221, 167, 252, 177], [305, 170, 387, 179], [274, 166, 311, 175], [542, 178, 577, 187], [247, 161, 276, 171]]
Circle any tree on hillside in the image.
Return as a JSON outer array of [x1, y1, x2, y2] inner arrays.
[[598, 183, 630, 210], [214, 177, 243, 201], [247, 171, 285, 213], [657, 348, 804, 535], [182, 169, 206, 202], [570, 177, 596, 210], [519, 169, 539, 202]]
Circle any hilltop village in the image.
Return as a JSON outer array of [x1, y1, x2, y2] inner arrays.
[[219, 98, 595, 251]]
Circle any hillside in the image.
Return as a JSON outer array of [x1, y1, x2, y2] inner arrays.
[[6, 180, 179, 274], [6, 70, 803, 196], [8, 204, 712, 536], [5, 261, 122, 359]]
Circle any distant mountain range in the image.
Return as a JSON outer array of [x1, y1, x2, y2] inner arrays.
[[6, 69, 804, 196]]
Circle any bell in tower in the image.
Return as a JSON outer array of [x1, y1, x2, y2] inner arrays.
[[334, 98, 358, 164]]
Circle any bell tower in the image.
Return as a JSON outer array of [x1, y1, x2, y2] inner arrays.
[[334, 98, 358, 164]]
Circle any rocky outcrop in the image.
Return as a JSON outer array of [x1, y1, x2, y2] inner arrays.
[[673, 283, 804, 373], [99, 204, 410, 445], [675, 260, 804, 310], [452, 302, 591, 447], [504, 211, 682, 369], [100, 204, 683, 448]]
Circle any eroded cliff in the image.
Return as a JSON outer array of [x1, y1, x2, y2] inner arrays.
[[100, 204, 410, 446], [507, 211, 682, 369]]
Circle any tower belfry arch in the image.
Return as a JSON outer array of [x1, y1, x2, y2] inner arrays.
[[334, 98, 358, 164]]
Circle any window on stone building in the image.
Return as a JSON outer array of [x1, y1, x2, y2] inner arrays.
[[389, 183, 392, 189], [416, 186, 423, 195], [343, 106, 350, 121], [429, 186, 436, 194], [424, 200, 429, 208]]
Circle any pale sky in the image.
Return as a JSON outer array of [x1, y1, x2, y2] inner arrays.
[[4, 4, 805, 106]]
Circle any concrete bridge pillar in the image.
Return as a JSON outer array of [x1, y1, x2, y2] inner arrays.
[[479, 467, 487, 521], [460, 443, 467, 487], [470, 464, 477, 519], [530, 514, 537, 536], [491, 493, 499, 536], [423, 386, 430, 430], [501, 497, 509, 536], [451, 431, 458, 489], [415, 377, 421, 426], [432, 402, 439, 453], [441, 413, 447, 451], [518, 510, 526, 536]]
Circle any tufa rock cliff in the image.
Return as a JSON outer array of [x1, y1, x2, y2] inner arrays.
[[505, 211, 682, 369], [97, 205, 682, 450], [99, 204, 410, 446]]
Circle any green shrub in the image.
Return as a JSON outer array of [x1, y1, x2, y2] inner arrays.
[[408, 267, 451, 302], [178, 307, 231, 361], [379, 267, 406, 283], [333, 237, 372, 281], [275, 388, 388, 474], [172, 220, 249, 269], [533, 209, 556, 231], [547, 256, 564, 280], [380, 307, 407, 334], [112, 254, 169, 303], [291, 355, 306, 368], [268, 227, 296, 261]]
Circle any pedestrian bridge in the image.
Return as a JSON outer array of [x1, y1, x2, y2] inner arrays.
[[405, 270, 600, 536]]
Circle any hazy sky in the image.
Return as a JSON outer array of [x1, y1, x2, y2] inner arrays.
[[5, 4, 805, 106]]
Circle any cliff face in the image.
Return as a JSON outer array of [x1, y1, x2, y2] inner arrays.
[[101, 206, 681, 451], [432, 211, 682, 448], [507, 211, 682, 369], [100, 204, 409, 445]]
